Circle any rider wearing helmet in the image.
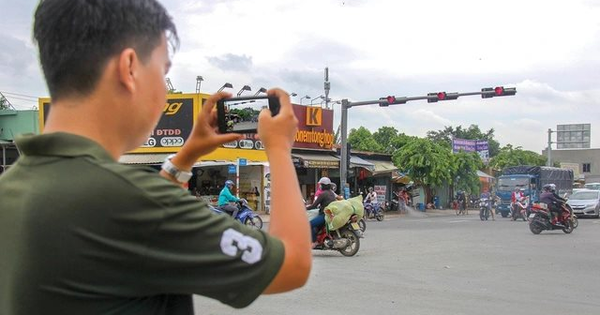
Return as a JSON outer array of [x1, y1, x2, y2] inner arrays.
[[313, 177, 330, 202], [218, 180, 240, 218], [306, 177, 337, 246], [539, 183, 566, 224]]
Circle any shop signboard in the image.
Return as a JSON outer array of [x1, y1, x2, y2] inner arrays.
[[39, 94, 198, 153], [374, 185, 387, 204], [293, 105, 334, 150], [38, 96, 335, 162]]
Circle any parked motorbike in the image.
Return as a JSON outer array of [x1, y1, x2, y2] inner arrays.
[[364, 201, 384, 221], [479, 198, 490, 221], [528, 201, 574, 234], [388, 192, 401, 211], [511, 196, 529, 222], [210, 199, 263, 229], [313, 214, 362, 256]]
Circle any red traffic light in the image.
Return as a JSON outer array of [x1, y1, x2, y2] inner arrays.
[[494, 86, 504, 96], [387, 96, 396, 104], [437, 92, 447, 100]]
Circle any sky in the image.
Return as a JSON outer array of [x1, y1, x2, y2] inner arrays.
[[1, 0, 599, 153]]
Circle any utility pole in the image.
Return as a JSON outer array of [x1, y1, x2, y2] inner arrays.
[[324, 67, 330, 109], [546, 128, 554, 166], [338, 86, 517, 190]]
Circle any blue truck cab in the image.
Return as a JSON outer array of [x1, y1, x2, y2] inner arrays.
[[496, 166, 573, 218]]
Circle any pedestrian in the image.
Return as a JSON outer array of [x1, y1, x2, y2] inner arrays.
[[0, 1, 311, 314]]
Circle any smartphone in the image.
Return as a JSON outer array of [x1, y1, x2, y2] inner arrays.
[[217, 96, 281, 134]]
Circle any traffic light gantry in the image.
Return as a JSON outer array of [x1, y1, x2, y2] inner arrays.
[[339, 86, 516, 189]]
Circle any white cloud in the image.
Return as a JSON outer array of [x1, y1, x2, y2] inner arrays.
[[2, 0, 600, 152]]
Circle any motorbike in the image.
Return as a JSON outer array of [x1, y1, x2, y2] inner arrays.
[[511, 196, 529, 222], [528, 201, 574, 234], [313, 214, 362, 257], [364, 201, 384, 221], [210, 199, 263, 229], [388, 192, 401, 211], [479, 198, 490, 221]]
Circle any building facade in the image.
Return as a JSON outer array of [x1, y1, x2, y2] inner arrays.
[[542, 148, 600, 184]]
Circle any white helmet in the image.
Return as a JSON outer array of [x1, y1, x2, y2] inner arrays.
[[318, 177, 331, 185]]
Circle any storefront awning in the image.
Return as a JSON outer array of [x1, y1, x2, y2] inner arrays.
[[364, 159, 398, 175], [477, 170, 494, 179], [118, 153, 170, 165], [118, 155, 268, 167], [350, 155, 375, 172], [292, 152, 339, 169]]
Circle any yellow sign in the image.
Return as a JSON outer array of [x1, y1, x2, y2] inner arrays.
[[305, 107, 322, 126]]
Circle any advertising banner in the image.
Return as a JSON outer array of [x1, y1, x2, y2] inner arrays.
[[452, 138, 489, 163]]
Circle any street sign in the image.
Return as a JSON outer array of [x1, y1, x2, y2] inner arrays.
[[228, 165, 236, 174], [238, 158, 247, 166]]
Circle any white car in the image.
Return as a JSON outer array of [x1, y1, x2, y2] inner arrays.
[[567, 189, 600, 218], [584, 182, 600, 190]]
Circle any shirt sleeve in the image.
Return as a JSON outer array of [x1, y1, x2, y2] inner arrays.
[[84, 169, 284, 309]]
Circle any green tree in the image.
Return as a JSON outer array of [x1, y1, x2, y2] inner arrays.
[[427, 124, 500, 157], [372, 126, 398, 154], [489, 144, 547, 171], [452, 151, 484, 195], [347, 127, 383, 152], [0, 96, 8, 110], [392, 137, 454, 200]]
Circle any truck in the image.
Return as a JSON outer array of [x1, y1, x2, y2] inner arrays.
[[495, 165, 574, 218]]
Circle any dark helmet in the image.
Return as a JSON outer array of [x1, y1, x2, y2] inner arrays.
[[543, 184, 556, 192]]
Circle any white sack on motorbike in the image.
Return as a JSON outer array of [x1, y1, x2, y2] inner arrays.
[[324, 196, 365, 231]]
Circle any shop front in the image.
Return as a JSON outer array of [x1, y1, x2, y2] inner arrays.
[[290, 104, 337, 201]]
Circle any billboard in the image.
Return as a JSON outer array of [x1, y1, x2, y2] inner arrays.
[[452, 138, 489, 163], [556, 123, 590, 149], [39, 96, 335, 162]]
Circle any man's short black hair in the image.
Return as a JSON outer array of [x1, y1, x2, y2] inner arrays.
[[33, 0, 179, 100]]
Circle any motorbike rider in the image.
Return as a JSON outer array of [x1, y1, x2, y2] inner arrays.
[[306, 177, 337, 246], [480, 188, 495, 220], [539, 183, 567, 224], [313, 177, 330, 202], [218, 180, 240, 218], [365, 187, 378, 204]]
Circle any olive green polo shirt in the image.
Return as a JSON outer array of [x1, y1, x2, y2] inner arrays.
[[0, 133, 284, 315]]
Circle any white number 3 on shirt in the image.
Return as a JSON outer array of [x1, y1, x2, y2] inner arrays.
[[220, 228, 263, 264]]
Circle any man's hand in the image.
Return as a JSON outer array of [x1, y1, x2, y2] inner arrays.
[[172, 92, 243, 170], [257, 89, 298, 155]]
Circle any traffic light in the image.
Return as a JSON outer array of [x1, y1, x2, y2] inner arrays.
[[481, 86, 516, 98], [427, 92, 459, 103], [379, 95, 407, 107]]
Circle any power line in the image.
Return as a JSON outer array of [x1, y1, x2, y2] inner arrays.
[[0, 91, 39, 100]]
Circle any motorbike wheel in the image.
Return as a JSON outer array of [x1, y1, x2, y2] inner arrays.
[[338, 229, 360, 257], [480, 209, 485, 221], [244, 216, 263, 230], [358, 218, 367, 232], [529, 219, 543, 235], [375, 212, 384, 221], [562, 220, 573, 234], [571, 215, 579, 229]]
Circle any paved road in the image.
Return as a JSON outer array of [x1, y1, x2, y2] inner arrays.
[[194, 210, 600, 315]]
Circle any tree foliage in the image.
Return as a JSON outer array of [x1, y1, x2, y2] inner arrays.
[[489, 144, 547, 170], [452, 151, 484, 194], [347, 126, 383, 152], [392, 137, 453, 187], [426, 124, 500, 157]]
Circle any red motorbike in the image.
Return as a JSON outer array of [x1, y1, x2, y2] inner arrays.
[[313, 214, 362, 257], [511, 196, 529, 221], [528, 201, 574, 234]]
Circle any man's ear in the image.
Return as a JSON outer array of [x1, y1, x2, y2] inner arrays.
[[118, 48, 139, 93]]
